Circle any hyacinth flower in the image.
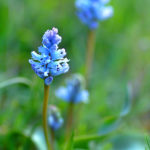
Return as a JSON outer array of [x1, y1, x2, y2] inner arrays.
[[55, 74, 89, 136], [56, 74, 89, 104], [75, 0, 113, 84], [29, 27, 69, 150], [75, 0, 113, 29]]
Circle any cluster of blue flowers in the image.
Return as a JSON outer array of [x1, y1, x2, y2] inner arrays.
[[48, 106, 64, 130], [29, 28, 69, 85], [55, 74, 89, 104], [76, 0, 114, 29]]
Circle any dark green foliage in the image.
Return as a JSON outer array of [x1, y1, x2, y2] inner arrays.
[[0, 131, 36, 150]]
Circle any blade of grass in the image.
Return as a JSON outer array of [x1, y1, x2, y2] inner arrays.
[[0, 77, 31, 88], [74, 134, 108, 148], [145, 136, 150, 150], [64, 132, 74, 150]]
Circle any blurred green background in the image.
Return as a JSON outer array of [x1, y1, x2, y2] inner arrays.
[[0, 0, 150, 149]]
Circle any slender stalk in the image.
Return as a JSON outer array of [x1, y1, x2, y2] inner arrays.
[[66, 102, 74, 138], [50, 127, 55, 150], [43, 84, 52, 150], [85, 30, 96, 85]]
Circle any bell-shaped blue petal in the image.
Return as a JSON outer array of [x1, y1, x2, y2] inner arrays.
[[44, 76, 53, 85], [55, 87, 70, 102], [31, 51, 42, 61], [75, 90, 89, 103], [49, 59, 69, 76], [50, 63, 69, 76], [51, 48, 67, 60], [38, 46, 49, 55]]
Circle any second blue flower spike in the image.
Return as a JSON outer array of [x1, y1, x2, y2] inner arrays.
[[55, 74, 89, 104], [76, 0, 114, 29]]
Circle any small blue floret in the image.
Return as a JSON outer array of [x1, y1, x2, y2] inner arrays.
[[48, 116, 63, 130], [48, 106, 64, 130]]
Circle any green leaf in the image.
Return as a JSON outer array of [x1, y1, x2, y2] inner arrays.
[[0, 77, 31, 88], [120, 83, 132, 117], [112, 134, 145, 150], [64, 132, 74, 150], [31, 128, 47, 150], [145, 136, 150, 150], [97, 84, 133, 136], [74, 134, 108, 148], [99, 116, 121, 135]]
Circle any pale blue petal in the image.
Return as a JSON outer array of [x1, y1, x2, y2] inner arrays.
[[50, 62, 69, 76], [75, 90, 89, 103], [51, 48, 66, 60], [38, 46, 49, 55], [99, 6, 114, 20], [76, 0, 90, 8], [100, 0, 110, 4], [55, 87, 70, 102], [31, 51, 42, 61], [49, 59, 69, 76]]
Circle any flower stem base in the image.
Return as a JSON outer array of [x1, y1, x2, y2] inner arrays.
[[43, 84, 52, 150]]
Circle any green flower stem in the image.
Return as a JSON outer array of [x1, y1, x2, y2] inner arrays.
[[66, 102, 74, 138], [85, 30, 96, 85], [50, 127, 55, 150], [43, 84, 52, 150]]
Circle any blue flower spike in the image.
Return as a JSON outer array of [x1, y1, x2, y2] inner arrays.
[[48, 105, 64, 130], [29, 27, 69, 85], [55, 74, 89, 104], [75, 0, 114, 29]]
